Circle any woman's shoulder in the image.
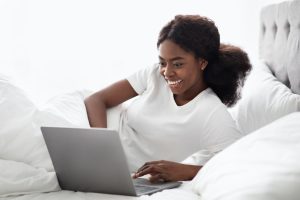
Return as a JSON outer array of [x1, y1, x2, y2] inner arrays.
[[198, 88, 223, 105], [147, 63, 161, 77], [196, 88, 231, 116], [134, 63, 161, 82], [145, 63, 165, 84]]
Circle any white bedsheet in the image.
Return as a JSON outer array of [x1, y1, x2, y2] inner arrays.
[[3, 182, 198, 200], [0, 154, 197, 200]]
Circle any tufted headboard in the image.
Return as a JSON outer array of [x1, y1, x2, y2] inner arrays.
[[259, 0, 300, 94]]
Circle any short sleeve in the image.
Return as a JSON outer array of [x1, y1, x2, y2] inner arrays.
[[126, 64, 158, 95]]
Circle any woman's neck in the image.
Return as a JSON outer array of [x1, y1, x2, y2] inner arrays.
[[174, 83, 208, 106]]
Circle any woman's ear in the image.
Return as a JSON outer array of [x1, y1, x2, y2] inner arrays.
[[199, 58, 208, 71]]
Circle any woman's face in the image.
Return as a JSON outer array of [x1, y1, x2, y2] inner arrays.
[[158, 39, 207, 103]]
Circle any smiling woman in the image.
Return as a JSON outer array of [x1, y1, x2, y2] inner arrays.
[[158, 40, 208, 106], [84, 14, 252, 183]]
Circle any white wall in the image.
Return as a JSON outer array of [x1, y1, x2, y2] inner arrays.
[[0, 0, 285, 104]]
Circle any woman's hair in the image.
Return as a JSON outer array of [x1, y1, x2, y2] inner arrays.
[[157, 15, 252, 107]]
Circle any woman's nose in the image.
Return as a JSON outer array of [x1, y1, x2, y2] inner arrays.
[[163, 64, 174, 77]]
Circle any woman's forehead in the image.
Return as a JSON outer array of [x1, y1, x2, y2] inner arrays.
[[158, 40, 192, 60]]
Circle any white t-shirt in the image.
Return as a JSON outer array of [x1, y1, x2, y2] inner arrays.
[[118, 64, 241, 172]]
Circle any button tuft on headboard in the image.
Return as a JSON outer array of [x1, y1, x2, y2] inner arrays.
[[262, 24, 266, 36], [284, 21, 290, 38], [272, 23, 278, 38], [259, 0, 300, 93]]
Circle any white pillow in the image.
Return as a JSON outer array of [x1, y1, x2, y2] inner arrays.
[[35, 90, 91, 128], [31, 90, 94, 171], [0, 77, 95, 196], [192, 112, 300, 200], [230, 61, 300, 135], [0, 73, 94, 170], [0, 74, 51, 169], [35, 89, 123, 130]]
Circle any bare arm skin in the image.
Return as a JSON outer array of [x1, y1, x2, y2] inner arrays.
[[84, 79, 138, 128], [132, 160, 202, 182]]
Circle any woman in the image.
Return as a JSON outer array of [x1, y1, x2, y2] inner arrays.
[[84, 15, 251, 183]]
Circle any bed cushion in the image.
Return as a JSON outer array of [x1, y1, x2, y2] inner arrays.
[[192, 112, 300, 200], [35, 90, 91, 128], [35, 89, 123, 130], [0, 74, 51, 169], [0, 74, 60, 196], [230, 60, 300, 135], [0, 74, 89, 171], [0, 72, 121, 168], [0, 75, 94, 196]]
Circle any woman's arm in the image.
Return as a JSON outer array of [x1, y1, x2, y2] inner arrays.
[[84, 79, 138, 128], [132, 160, 202, 182]]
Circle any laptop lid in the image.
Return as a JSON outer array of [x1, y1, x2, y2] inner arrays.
[[41, 126, 137, 196]]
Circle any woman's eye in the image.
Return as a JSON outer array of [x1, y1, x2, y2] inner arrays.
[[173, 63, 183, 68], [158, 62, 166, 67]]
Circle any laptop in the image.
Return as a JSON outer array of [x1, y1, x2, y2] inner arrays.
[[41, 126, 182, 196]]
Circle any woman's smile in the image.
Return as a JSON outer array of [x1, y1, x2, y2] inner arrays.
[[166, 79, 183, 92]]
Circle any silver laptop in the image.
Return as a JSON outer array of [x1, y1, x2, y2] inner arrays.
[[41, 127, 182, 196]]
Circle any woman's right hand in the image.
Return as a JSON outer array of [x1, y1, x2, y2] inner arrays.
[[132, 160, 201, 183]]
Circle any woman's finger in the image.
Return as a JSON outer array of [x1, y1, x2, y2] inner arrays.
[[149, 173, 165, 183], [135, 164, 164, 178], [132, 165, 151, 178], [135, 160, 164, 174]]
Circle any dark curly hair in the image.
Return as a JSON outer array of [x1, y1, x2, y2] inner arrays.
[[157, 15, 252, 107]]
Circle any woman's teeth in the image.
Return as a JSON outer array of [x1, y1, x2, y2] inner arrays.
[[168, 80, 183, 85]]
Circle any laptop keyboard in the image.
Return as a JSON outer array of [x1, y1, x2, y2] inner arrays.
[[134, 184, 158, 193], [133, 178, 162, 195], [133, 178, 165, 185], [133, 178, 177, 195]]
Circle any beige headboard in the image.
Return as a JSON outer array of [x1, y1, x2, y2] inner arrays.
[[259, 0, 300, 94]]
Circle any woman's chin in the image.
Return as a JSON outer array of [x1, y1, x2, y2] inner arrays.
[[169, 85, 183, 94], [170, 88, 182, 95]]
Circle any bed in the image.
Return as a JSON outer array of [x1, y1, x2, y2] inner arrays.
[[1, 0, 300, 199]]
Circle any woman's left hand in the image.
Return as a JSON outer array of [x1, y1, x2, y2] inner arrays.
[[132, 160, 201, 183]]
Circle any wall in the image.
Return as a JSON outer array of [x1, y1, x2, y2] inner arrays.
[[0, 0, 284, 104]]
